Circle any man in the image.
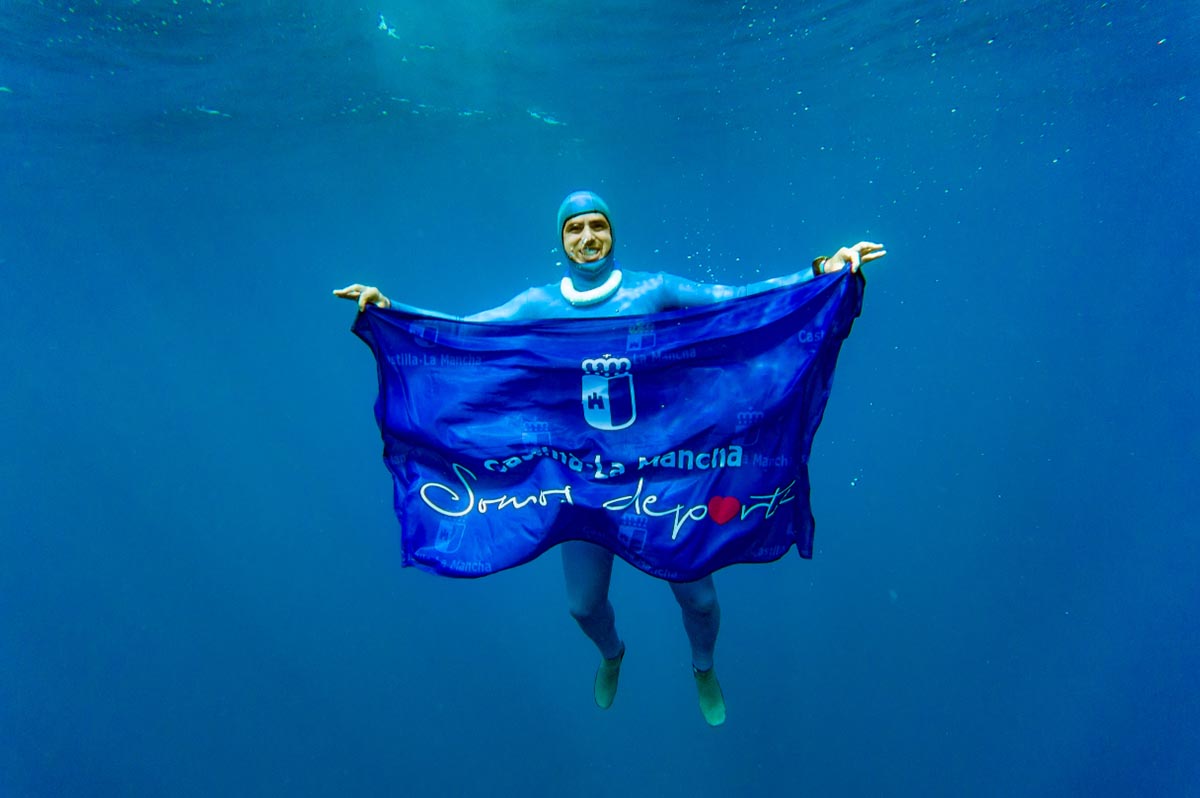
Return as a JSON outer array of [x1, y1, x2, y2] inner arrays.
[[336, 191, 885, 726]]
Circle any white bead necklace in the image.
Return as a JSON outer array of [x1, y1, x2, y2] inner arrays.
[[560, 269, 623, 307]]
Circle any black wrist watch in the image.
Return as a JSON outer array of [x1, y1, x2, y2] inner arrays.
[[811, 256, 829, 278]]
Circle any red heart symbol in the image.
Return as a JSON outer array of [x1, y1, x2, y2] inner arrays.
[[707, 496, 741, 525]]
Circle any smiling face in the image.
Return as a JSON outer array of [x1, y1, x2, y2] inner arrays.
[[562, 212, 613, 268]]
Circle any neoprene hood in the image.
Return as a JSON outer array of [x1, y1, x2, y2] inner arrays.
[[557, 190, 614, 257]]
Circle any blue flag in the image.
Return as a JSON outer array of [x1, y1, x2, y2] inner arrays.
[[352, 270, 865, 580]]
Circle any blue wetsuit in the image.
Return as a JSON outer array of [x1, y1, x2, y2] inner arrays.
[[466, 267, 815, 321], [388, 189, 819, 683], [462, 263, 817, 671]]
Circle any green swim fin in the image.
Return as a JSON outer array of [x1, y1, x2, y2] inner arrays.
[[594, 645, 625, 710], [693, 666, 726, 726]]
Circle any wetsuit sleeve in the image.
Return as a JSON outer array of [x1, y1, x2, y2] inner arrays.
[[381, 300, 461, 321], [659, 267, 817, 309], [463, 286, 554, 322]]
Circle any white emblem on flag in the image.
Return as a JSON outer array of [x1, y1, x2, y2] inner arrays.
[[581, 354, 636, 431]]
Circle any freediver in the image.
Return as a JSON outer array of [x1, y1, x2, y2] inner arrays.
[[336, 191, 885, 726]]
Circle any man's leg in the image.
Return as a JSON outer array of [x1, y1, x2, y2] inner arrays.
[[669, 576, 720, 669], [561, 541, 625, 709], [670, 576, 726, 726]]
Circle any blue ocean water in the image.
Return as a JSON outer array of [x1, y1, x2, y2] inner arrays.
[[1, 1, 1197, 796]]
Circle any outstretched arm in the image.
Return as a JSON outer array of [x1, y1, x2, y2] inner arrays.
[[334, 282, 554, 322], [665, 241, 887, 308], [462, 286, 555, 322]]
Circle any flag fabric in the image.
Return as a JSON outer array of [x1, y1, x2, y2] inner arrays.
[[352, 270, 865, 580]]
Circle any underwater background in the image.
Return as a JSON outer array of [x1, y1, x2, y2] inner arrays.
[[1, 1, 1197, 796]]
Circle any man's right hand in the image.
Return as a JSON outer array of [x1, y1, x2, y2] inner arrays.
[[820, 242, 887, 275], [333, 284, 391, 312]]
